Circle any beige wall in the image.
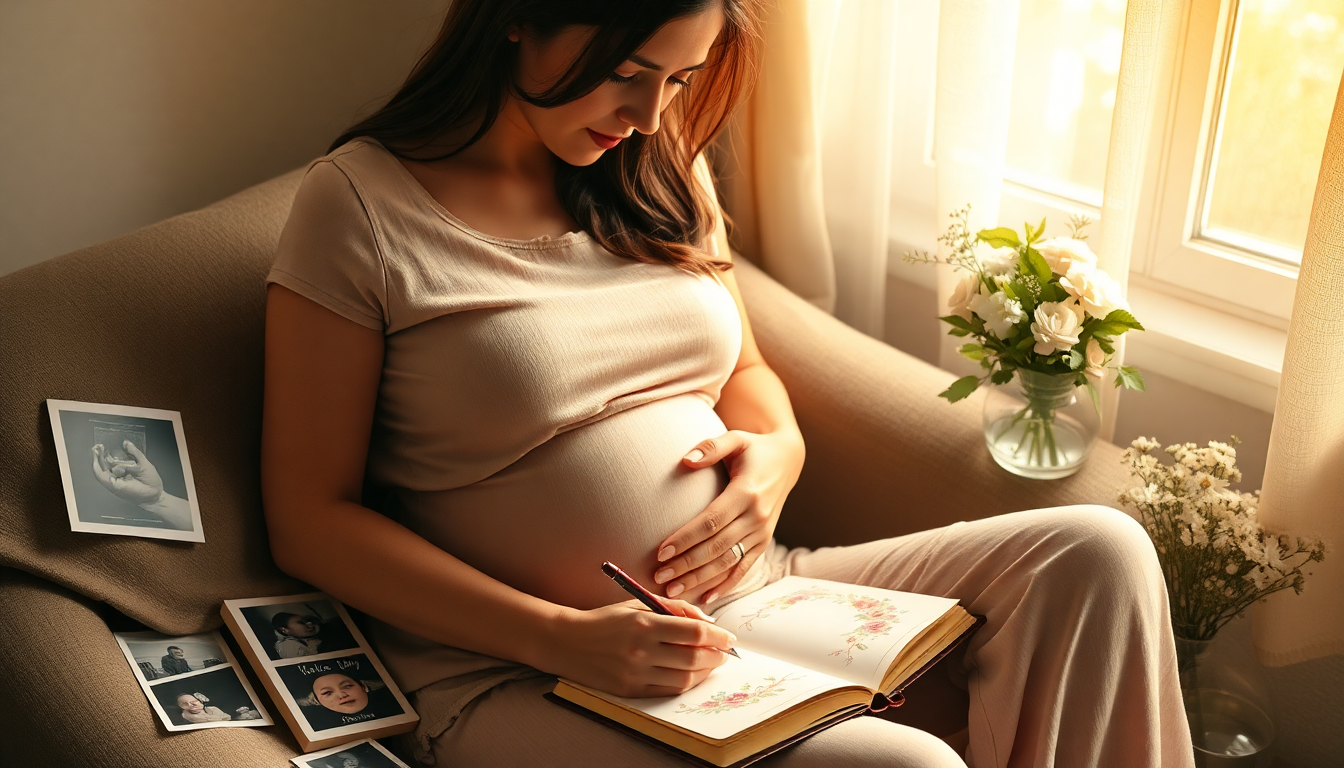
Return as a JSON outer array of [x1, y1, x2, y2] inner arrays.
[[0, 0, 451, 277]]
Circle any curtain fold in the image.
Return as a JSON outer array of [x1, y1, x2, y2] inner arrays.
[[1091, 0, 1183, 440], [714, 0, 897, 335], [1253, 74, 1344, 667], [932, 0, 1020, 376]]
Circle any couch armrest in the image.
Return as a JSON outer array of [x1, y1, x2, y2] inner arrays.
[[733, 258, 1135, 549], [0, 568, 300, 766]]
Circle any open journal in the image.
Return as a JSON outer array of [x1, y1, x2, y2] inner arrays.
[[550, 576, 981, 768]]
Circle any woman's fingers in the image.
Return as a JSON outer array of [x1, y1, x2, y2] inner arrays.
[[90, 446, 115, 486], [661, 598, 716, 623], [703, 541, 766, 604], [656, 483, 751, 574], [655, 506, 761, 592]]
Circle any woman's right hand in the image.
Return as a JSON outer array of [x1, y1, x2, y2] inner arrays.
[[542, 599, 736, 698]]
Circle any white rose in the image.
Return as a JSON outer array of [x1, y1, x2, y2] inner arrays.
[[946, 272, 979, 321], [979, 246, 1019, 276], [1084, 337, 1107, 381], [1061, 265, 1129, 319], [968, 289, 1026, 338], [1031, 300, 1084, 355], [1036, 237, 1097, 275]]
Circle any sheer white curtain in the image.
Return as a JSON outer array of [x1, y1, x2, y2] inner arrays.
[[931, 0, 1180, 439], [1254, 74, 1344, 666], [715, 0, 898, 338]]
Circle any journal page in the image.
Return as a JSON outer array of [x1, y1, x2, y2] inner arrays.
[[595, 647, 856, 741], [713, 576, 961, 690]]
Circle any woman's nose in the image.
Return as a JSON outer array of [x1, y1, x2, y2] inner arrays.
[[617, 83, 665, 136]]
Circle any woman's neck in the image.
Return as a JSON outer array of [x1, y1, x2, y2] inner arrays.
[[450, 98, 556, 182]]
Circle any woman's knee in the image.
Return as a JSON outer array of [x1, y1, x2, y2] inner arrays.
[[779, 716, 967, 768], [1034, 503, 1163, 596]]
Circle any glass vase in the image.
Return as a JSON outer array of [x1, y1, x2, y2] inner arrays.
[[1176, 637, 1275, 767], [981, 369, 1098, 480]]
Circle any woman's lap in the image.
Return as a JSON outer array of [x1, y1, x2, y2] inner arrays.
[[432, 674, 966, 768], [427, 504, 1189, 768]]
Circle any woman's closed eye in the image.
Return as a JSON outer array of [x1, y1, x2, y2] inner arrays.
[[607, 71, 693, 88]]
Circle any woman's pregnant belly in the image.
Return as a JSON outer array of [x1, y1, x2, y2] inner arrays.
[[396, 393, 733, 609]]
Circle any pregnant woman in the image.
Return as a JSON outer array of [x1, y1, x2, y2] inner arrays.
[[260, 1, 1194, 766]]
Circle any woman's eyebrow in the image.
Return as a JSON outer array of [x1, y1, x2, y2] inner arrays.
[[628, 53, 708, 72]]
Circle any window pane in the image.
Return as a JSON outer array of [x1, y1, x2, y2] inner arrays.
[[1203, 0, 1344, 262], [1005, 0, 1128, 206]]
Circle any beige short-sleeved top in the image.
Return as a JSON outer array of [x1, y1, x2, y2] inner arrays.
[[266, 137, 772, 747]]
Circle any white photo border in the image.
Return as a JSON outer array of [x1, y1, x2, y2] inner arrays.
[[290, 738, 412, 768], [223, 592, 419, 743], [46, 399, 205, 542], [113, 630, 273, 732]]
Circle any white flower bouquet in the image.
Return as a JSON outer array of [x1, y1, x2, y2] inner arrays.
[[904, 207, 1148, 474], [904, 206, 1146, 406], [1117, 436, 1327, 642]]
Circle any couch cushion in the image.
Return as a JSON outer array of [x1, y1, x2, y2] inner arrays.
[[0, 170, 307, 635]]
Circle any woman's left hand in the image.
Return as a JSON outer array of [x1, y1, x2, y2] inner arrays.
[[653, 429, 805, 604]]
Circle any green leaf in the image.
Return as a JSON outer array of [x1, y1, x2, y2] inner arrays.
[[1035, 216, 1047, 244], [938, 314, 974, 332], [1066, 348, 1084, 370], [1015, 335, 1036, 351], [1094, 335, 1115, 354], [1084, 379, 1102, 414], [1039, 282, 1069, 303], [1116, 365, 1146, 391], [947, 327, 971, 337], [1100, 308, 1145, 332], [855, 644, 868, 650], [940, 375, 982, 403], [958, 343, 988, 361], [977, 227, 1021, 249], [1000, 281, 1019, 301], [990, 367, 1016, 385], [1023, 246, 1053, 282]]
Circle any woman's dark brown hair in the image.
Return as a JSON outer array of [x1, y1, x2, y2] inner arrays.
[[330, 0, 760, 277]]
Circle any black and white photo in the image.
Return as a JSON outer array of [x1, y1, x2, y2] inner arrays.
[[47, 399, 204, 542], [119, 632, 228, 682], [113, 631, 271, 732], [276, 654, 406, 733], [291, 739, 411, 768], [239, 598, 360, 661]]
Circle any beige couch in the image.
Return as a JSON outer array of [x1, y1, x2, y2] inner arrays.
[[0, 168, 1135, 765]]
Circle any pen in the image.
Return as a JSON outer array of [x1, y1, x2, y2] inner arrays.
[[601, 560, 741, 659]]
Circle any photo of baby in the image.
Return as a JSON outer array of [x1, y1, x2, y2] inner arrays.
[[121, 632, 226, 682], [292, 739, 411, 768], [46, 400, 204, 542], [149, 666, 267, 727], [114, 630, 271, 732], [239, 599, 360, 661], [277, 654, 405, 732]]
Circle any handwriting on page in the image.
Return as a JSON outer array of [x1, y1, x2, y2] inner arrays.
[[673, 673, 797, 716], [737, 589, 910, 665]]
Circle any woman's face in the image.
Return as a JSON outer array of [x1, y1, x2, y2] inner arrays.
[[284, 615, 319, 638], [176, 694, 204, 714], [312, 674, 369, 714], [512, 4, 726, 166]]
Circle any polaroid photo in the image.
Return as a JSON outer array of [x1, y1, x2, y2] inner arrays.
[[238, 597, 362, 662], [276, 653, 409, 733], [114, 631, 272, 732], [291, 739, 412, 768], [47, 399, 204, 542], [222, 592, 418, 751]]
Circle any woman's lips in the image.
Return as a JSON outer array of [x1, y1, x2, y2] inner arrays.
[[587, 129, 623, 150]]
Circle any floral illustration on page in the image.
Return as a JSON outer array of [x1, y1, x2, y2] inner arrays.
[[674, 674, 796, 715], [737, 589, 908, 666]]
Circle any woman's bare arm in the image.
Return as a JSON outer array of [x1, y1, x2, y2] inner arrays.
[[261, 284, 733, 696]]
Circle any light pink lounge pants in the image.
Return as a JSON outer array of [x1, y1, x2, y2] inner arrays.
[[428, 505, 1196, 768]]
